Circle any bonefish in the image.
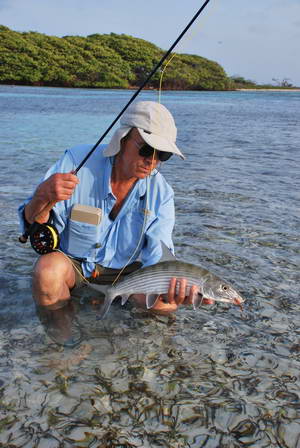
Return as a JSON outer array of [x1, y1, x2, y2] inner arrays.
[[88, 244, 245, 319]]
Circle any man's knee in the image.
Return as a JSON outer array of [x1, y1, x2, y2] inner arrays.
[[33, 252, 76, 293]]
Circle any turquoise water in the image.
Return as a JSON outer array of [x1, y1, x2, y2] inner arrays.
[[0, 85, 300, 447]]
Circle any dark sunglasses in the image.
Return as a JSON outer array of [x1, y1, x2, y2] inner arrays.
[[138, 144, 173, 162]]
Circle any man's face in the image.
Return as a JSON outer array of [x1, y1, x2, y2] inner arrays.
[[117, 128, 160, 179]]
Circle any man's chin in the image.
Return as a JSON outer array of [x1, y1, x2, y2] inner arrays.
[[137, 170, 152, 178]]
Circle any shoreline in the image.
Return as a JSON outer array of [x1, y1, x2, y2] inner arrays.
[[236, 88, 300, 92], [1, 83, 300, 92]]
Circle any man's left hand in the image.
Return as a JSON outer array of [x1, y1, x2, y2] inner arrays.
[[150, 277, 214, 314], [130, 278, 213, 315]]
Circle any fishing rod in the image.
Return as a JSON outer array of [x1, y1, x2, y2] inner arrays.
[[75, 0, 211, 173], [20, 0, 212, 254]]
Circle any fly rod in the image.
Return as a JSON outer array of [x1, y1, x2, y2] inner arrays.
[[74, 0, 211, 173], [20, 0, 212, 253]]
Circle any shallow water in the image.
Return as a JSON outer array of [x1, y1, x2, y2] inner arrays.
[[0, 85, 300, 447]]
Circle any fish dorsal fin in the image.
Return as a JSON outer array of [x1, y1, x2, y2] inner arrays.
[[160, 241, 176, 262]]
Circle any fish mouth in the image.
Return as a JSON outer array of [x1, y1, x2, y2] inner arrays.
[[233, 295, 245, 305], [193, 295, 245, 307], [233, 296, 245, 311], [221, 296, 245, 305]]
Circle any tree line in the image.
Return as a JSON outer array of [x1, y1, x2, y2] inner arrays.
[[0, 25, 268, 90]]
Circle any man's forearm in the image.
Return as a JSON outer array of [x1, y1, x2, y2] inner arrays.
[[24, 193, 52, 224], [24, 179, 55, 224]]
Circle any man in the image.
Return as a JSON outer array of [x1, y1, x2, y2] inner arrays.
[[19, 101, 203, 345]]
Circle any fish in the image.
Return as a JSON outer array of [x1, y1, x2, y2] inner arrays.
[[87, 243, 245, 319]]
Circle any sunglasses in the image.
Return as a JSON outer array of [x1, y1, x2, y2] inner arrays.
[[128, 135, 173, 162], [139, 144, 172, 162], [131, 140, 172, 162]]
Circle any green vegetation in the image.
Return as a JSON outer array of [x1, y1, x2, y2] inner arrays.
[[229, 75, 298, 90], [1, 25, 297, 90], [229, 76, 258, 89], [0, 25, 234, 90]]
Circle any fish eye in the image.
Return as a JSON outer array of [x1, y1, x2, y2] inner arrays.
[[222, 285, 229, 291]]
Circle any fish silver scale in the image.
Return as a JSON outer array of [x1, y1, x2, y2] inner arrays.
[[109, 261, 213, 298], [89, 258, 244, 319]]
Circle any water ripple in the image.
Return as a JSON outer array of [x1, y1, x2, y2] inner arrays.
[[0, 86, 300, 447]]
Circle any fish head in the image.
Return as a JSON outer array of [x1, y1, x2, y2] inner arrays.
[[202, 276, 245, 306]]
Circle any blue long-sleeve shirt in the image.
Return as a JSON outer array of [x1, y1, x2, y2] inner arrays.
[[18, 144, 175, 277]]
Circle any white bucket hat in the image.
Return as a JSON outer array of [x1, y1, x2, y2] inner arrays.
[[103, 101, 185, 159]]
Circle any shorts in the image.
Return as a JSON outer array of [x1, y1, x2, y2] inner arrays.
[[68, 257, 142, 289]]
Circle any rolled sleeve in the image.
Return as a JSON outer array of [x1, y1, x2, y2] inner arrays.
[[18, 197, 33, 234]]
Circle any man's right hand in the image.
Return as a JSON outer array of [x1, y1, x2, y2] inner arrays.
[[36, 173, 79, 202], [24, 172, 79, 224]]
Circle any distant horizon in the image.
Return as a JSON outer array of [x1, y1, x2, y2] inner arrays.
[[1, 0, 299, 87]]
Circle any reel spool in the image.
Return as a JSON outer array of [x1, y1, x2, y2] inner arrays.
[[29, 222, 60, 255]]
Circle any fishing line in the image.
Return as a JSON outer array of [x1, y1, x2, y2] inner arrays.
[[19, 0, 212, 255], [56, 248, 91, 286], [111, 176, 151, 286], [120, 57, 183, 287], [157, 0, 219, 101], [158, 53, 177, 104], [74, 0, 212, 174], [105, 0, 217, 284], [172, 0, 219, 56], [111, 130, 161, 287]]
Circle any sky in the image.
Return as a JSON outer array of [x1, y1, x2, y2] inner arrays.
[[1, 0, 300, 86]]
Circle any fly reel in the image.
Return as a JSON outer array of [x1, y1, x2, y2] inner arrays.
[[29, 222, 60, 255]]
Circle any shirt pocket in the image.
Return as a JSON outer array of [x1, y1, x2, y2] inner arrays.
[[66, 219, 100, 260]]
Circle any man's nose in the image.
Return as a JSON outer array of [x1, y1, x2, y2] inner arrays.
[[143, 154, 158, 164]]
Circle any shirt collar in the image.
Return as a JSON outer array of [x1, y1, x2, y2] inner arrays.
[[102, 156, 114, 199], [137, 177, 147, 198]]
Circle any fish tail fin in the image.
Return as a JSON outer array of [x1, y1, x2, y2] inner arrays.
[[96, 295, 114, 320], [86, 283, 113, 320]]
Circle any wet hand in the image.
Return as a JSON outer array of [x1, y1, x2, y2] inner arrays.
[[150, 277, 214, 315]]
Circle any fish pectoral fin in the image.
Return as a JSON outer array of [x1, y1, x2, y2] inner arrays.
[[193, 293, 204, 310], [121, 294, 129, 306], [146, 294, 162, 309]]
